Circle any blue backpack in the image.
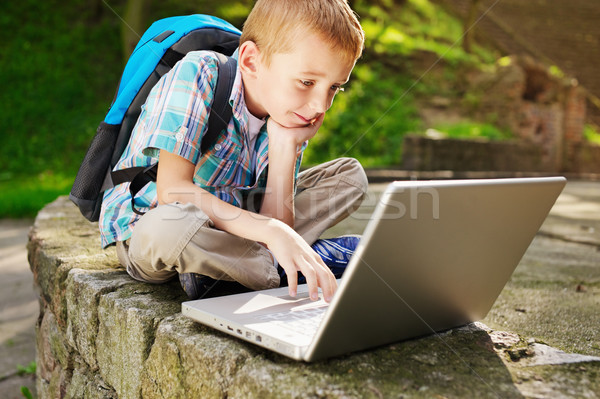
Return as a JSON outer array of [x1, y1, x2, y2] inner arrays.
[[70, 15, 241, 222]]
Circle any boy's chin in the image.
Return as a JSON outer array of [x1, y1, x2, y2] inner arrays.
[[271, 117, 309, 129]]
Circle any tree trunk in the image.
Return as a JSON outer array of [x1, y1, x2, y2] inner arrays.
[[462, 0, 482, 53], [121, 0, 147, 62]]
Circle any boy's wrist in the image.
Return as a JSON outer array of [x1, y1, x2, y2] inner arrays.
[[267, 128, 301, 168], [262, 218, 295, 246]]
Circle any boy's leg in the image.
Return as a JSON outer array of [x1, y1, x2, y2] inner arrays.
[[116, 202, 280, 290], [294, 157, 368, 244], [117, 157, 366, 289]]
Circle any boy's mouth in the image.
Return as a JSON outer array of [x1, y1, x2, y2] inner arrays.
[[294, 113, 319, 126]]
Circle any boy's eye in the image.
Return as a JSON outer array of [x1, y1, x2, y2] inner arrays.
[[331, 85, 345, 93], [300, 80, 314, 87]]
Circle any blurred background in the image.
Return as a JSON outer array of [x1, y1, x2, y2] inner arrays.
[[1, 0, 599, 218]]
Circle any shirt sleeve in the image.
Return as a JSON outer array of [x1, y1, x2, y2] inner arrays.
[[138, 51, 219, 165]]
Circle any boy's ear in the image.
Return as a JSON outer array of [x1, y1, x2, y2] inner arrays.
[[239, 41, 261, 77]]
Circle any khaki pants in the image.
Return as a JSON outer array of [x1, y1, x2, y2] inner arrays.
[[116, 157, 368, 290]]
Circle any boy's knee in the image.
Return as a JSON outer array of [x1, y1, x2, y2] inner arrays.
[[129, 203, 209, 265], [337, 157, 369, 197]]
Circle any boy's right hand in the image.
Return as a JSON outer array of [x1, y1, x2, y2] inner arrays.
[[265, 220, 337, 303]]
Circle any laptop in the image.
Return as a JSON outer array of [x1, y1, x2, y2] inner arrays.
[[182, 176, 566, 361]]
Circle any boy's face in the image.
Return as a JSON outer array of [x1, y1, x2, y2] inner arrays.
[[243, 32, 355, 128]]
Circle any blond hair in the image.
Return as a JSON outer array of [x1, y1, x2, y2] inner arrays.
[[240, 0, 364, 65]]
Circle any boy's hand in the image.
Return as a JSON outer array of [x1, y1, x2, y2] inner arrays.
[[266, 113, 324, 151], [266, 220, 337, 302]]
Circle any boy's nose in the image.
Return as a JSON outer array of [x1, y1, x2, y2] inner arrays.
[[309, 91, 330, 114]]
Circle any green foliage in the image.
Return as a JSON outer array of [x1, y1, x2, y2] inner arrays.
[[584, 124, 600, 145], [432, 121, 512, 140], [356, 0, 492, 66], [17, 361, 37, 399], [21, 386, 35, 399], [145, 0, 253, 29], [0, 0, 122, 176], [17, 361, 37, 376]]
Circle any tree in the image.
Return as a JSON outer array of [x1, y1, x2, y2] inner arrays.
[[121, 0, 147, 61], [462, 0, 482, 53]]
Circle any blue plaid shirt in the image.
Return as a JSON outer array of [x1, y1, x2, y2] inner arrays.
[[99, 50, 305, 248]]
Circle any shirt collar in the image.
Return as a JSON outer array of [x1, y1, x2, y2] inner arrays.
[[229, 49, 248, 128]]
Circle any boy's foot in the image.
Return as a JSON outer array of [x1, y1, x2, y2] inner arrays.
[[311, 235, 361, 278], [179, 273, 217, 300], [179, 273, 252, 299]]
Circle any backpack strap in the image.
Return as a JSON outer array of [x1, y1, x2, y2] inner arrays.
[[110, 53, 237, 215], [203, 53, 236, 153]]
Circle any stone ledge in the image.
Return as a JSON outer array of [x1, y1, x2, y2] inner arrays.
[[29, 196, 600, 398]]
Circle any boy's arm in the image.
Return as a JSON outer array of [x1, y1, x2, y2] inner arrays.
[[259, 115, 324, 227], [156, 149, 336, 302]]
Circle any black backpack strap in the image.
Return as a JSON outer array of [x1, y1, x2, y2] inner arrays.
[[129, 164, 158, 215], [112, 52, 237, 216], [202, 53, 237, 153]]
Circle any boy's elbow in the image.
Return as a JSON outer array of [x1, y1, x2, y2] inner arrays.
[[156, 178, 207, 208], [155, 179, 185, 205], [156, 184, 170, 205]]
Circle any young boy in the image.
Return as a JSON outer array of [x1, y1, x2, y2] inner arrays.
[[99, 0, 368, 303]]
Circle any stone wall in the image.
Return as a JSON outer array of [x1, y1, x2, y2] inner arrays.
[[402, 135, 600, 174], [566, 142, 600, 174], [402, 135, 548, 172], [29, 196, 600, 398]]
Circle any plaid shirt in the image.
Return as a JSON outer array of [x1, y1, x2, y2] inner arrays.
[[99, 50, 305, 248]]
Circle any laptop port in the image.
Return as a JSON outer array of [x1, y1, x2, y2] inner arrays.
[[256, 335, 262, 342], [236, 329, 243, 335], [227, 326, 234, 331]]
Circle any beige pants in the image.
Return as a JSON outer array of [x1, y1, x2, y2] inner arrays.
[[116, 157, 368, 290]]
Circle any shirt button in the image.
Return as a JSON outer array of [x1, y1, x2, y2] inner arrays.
[[214, 144, 222, 151], [175, 132, 184, 142]]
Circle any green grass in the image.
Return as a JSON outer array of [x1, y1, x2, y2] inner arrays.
[[17, 361, 36, 376], [0, 1, 122, 218], [0, 173, 74, 218]]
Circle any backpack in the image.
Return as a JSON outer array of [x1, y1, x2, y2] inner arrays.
[[69, 14, 241, 222]]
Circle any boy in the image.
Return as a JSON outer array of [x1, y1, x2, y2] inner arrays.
[[99, 0, 368, 303]]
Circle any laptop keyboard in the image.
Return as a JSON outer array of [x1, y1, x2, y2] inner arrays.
[[257, 306, 327, 337]]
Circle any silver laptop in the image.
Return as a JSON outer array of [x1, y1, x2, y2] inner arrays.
[[182, 176, 566, 361]]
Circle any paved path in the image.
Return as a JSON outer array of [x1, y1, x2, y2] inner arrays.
[[0, 219, 37, 399], [0, 179, 598, 398]]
